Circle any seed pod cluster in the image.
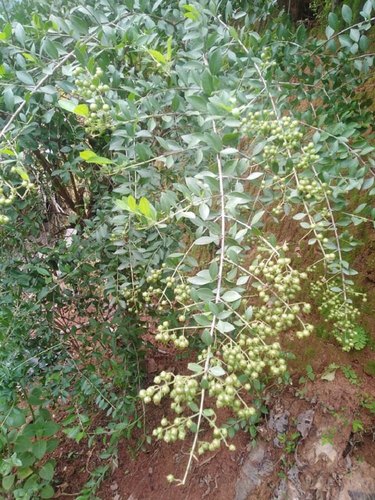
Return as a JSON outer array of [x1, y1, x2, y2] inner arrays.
[[121, 268, 192, 348], [139, 248, 314, 461], [259, 47, 277, 68], [241, 112, 333, 226], [73, 66, 111, 132], [296, 142, 320, 170], [206, 371, 256, 419], [241, 112, 303, 161], [121, 266, 191, 315], [0, 213, 9, 224], [0, 170, 36, 224], [0, 187, 15, 207], [155, 320, 189, 349], [223, 337, 287, 379], [139, 372, 198, 413], [140, 366, 252, 455], [0, 185, 15, 224], [297, 178, 331, 202], [248, 246, 313, 340], [311, 279, 366, 351]]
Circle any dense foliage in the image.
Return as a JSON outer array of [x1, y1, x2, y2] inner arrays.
[[0, 0, 374, 496]]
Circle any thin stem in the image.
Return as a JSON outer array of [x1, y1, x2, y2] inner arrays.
[[180, 120, 226, 485]]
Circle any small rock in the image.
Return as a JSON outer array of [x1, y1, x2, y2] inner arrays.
[[272, 478, 287, 500], [287, 466, 304, 497], [268, 410, 290, 434], [110, 483, 119, 491], [314, 442, 338, 463], [235, 442, 275, 500], [272, 477, 302, 500], [296, 410, 314, 439], [338, 462, 375, 500]]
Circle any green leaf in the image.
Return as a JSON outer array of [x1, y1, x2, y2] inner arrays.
[[63, 426, 85, 441], [35, 267, 50, 277], [186, 96, 207, 113], [17, 467, 33, 480], [38, 461, 54, 482], [229, 26, 239, 41], [46, 438, 59, 453], [216, 320, 235, 333], [203, 133, 222, 152], [14, 23, 25, 44], [201, 330, 213, 346], [58, 98, 77, 112], [147, 49, 166, 64], [326, 26, 335, 39], [73, 104, 89, 117], [199, 203, 210, 220], [43, 109, 55, 124], [40, 485, 55, 499], [202, 69, 214, 95], [188, 275, 212, 285], [42, 39, 59, 59], [188, 401, 199, 412], [31, 440, 47, 459], [138, 197, 156, 219], [16, 71, 35, 86], [127, 195, 137, 212], [80, 150, 98, 161], [188, 363, 203, 374], [339, 34, 352, 48], [194, 236, 218, 245], [203, 408, 215, 417], [182, 4, 200, 21], [200, 378, 209, 389], [247, 172, 263, 180], [328, 12, 338, 30], [293, 212, 306, 220], [42, 422, 60, 437], [166, 36, 173, 61], [194, 313, 212, 326], [209, 50, 222, 75], [209, 365, 226, 377], [221, 291, 241, 302], [342, 4, 352, 23], [4, 88, 15, 111], [15, 435, 32, 453], [116, 195, 138, 213], [359, 35, 369, 51], [2, 474, 15, 492], [360, 0, 373, 18], [244, 306, 253, 320], [7, 408, 26, 427], [0, 25, 11, 41], [195, 288, 213, 301], [209, 261, 218, 280], [349, 29, 360, 43], [79, 150, 112, 165], [250, 210, 265, 226]]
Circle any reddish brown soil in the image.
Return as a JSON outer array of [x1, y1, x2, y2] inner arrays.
[[99, 425, 250, 500]]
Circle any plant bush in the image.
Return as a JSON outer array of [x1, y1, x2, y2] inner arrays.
[[0, 0, 374, 494]]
